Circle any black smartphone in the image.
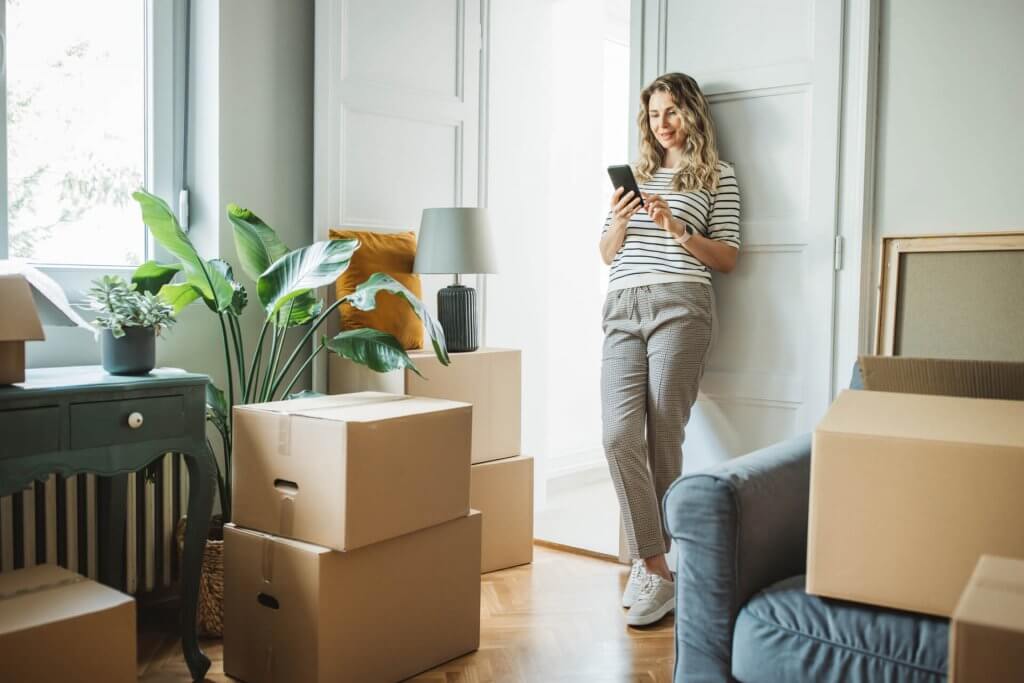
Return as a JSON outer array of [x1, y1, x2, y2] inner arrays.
[[607, 165, 644, 207]]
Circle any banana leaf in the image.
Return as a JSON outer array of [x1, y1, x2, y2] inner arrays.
[[325, 328, 423, 377], [341, 272, 449, 365], [257, 238, 359, 318], [132, 189, 237, 313]]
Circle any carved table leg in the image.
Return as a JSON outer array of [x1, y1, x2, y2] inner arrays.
[[180, 444, 217, 681]]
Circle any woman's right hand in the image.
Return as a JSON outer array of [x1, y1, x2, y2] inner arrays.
[[609, 187, 642, 231]]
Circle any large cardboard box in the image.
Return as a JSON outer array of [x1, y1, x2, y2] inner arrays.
[[471, 455, 534, 573], [224, 512, 482, 683], [807, 387, 1024, 616], [0, 274, 45, 385], [949, 555, 1024, 683], [0, 564, 136, 682], [330, 347, 521, 464], [233, 391, 472, 551]]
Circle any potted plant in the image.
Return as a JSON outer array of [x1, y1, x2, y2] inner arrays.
[[128, 189, 449, 635], [86, 275, 177, 375]]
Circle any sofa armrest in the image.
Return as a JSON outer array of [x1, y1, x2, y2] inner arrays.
[[663, 433, 812, 683]]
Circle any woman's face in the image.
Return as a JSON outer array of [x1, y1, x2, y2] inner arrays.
[[648, 90, 686, 151]]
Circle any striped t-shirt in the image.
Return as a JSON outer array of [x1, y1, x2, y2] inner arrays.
[[602, 161, 740, 290]]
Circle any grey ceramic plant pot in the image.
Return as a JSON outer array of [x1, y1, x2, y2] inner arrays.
[[101, 326, 156, 375]]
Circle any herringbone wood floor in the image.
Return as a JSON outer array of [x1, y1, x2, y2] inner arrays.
[[137, 545, 675, 682]]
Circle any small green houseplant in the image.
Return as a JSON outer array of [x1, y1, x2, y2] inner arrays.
[[129, 189, 449, 522], [86, 274, 176, 375]]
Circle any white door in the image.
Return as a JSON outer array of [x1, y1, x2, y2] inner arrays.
[[634, 0, 844, 463], [313, 0, 483, 391]]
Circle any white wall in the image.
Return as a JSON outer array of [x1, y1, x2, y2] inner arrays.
[[485, 0, 555, 500], [214, 0, 315, 396], [866, 0, 1024, 342]]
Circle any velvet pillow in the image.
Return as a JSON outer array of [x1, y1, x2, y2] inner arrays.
[[330, 229, 424, 350]]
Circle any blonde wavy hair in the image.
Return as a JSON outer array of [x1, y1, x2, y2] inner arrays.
[[635, 72, 720, 193]]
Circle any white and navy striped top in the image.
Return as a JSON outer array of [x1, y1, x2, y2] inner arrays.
[[602, 161, 740, 290]]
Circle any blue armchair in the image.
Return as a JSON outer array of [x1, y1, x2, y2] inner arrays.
[[663, 367, 949, 682]]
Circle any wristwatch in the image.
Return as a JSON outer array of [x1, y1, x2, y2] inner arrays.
[[680, 224, 695, 244]]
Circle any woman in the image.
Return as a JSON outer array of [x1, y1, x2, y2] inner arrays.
[[599, 72, 740, 627]]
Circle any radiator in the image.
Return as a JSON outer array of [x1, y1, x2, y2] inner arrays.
[[0, 453, 189, 594]]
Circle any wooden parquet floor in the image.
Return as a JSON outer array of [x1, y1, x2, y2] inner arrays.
[[137, 545, 675, 683]]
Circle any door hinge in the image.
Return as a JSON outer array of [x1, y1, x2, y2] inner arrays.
[[833, 235, 844, 271]]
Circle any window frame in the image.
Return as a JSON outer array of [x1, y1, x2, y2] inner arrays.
[[0, 0, 189, 302]]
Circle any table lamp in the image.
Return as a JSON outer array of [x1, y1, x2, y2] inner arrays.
[[413, 208, 497, 353]]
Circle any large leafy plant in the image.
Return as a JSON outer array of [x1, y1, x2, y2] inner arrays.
[[129, 189, 449, 520]]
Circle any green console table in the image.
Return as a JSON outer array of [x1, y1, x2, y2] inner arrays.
[[0, 366, 216, 681]]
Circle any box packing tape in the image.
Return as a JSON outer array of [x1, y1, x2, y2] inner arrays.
[[0, 572, 87, 601]]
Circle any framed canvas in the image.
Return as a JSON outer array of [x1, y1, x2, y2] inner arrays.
[[874, 231, 1024, 359]]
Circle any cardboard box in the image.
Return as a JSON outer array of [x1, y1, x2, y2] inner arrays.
[[224, 512, 482, 683], [807, 388, 1024, 616], [330, 347, 521, 464], [471, 455, 534, 573], [949, 555, 1024, 683], [0, 274, 45, 385], [233, 391, 472, 551], [0, 564, 135, 682], [859, 355, 1024, 400]]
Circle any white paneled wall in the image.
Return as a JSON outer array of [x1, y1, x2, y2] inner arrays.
[[313, 0, 484, 391]]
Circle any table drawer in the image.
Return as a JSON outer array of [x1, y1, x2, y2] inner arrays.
[[70, 395, 186, 449], [0, 406, 61, 459]]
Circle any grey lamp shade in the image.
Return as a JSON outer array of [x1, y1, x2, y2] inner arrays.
[[413, 208, 498, 275]]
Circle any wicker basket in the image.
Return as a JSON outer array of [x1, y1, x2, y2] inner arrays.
[[175, 517, 224, 638]]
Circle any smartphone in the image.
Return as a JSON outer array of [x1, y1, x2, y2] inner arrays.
[[607, 165, 644, 207]]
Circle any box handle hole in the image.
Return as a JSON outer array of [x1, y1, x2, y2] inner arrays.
[[257, 593, 280, 610], [273, 479, 299, 496]]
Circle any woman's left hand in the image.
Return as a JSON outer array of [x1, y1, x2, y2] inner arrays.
[[643, 193, 684, 237]]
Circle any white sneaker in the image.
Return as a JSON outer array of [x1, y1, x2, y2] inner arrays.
[[622, 560, 647, 608], [625, 572, 675, 627]]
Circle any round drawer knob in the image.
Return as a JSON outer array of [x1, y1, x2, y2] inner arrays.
[[128, 412, 144, 429]]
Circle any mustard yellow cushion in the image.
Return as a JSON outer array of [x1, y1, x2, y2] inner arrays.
[[330, 229, 424, 350]]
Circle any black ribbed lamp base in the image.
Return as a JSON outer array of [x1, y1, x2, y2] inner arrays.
[[437, 284, 478, 353]]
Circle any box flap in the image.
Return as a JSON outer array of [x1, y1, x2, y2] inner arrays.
[[859, 356, 1024, 400], [408, 346, 518, 360], [235, 391, 405, 416], [0, 564, 133, 636], [972, 554, 1024, 588], [295, 395, 471, 422], [0, 275, 45, 342], [235, 392, 470, 423], [817, 389, 1024, 449], [223, 523, 332, 555]]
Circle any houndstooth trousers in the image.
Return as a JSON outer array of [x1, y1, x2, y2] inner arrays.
[[601, 281, 713, 559]]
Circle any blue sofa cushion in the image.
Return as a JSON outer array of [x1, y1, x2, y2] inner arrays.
[[732, 575, 948, 683]]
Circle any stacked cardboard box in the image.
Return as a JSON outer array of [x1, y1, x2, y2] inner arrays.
[[330, 348, 534, 573], [225, 392, 482, 683], [807, 357, 1024, 617], [0, 564, 136, 682]]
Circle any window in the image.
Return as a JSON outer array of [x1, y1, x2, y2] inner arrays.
[[0, 0, 186, 290]]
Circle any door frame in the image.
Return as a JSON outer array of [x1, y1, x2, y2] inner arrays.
[[832, 0, 881, 395]]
